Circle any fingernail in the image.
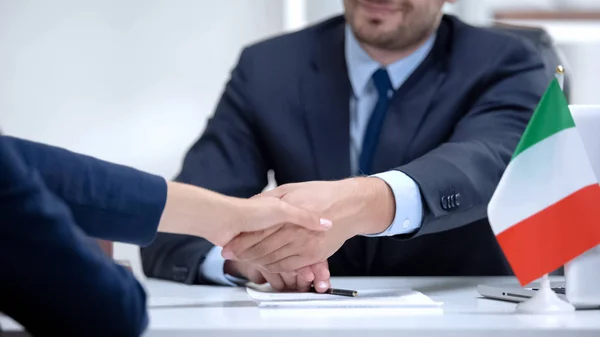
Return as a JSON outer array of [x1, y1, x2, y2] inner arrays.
[[316, 281, 329, 290], [222, 251, 236, 260], [320, 218, 333, 229]]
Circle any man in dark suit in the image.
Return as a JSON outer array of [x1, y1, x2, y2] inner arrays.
[[0, 135, 327, 336], [141, 0, 551, 291]]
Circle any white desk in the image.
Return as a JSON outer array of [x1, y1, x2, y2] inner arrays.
[[2, 277, 600, 336], [143, 276, 600, 337]]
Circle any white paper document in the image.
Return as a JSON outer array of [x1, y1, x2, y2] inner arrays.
[[246, 284, 442, 308]]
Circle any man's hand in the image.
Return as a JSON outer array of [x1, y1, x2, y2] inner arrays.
[[221, 177, 395, 272], [218, 196, 333, 246], [224, 260, 331, 292]]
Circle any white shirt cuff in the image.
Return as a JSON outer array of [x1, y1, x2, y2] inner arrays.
[[198, 246, 247, 286], [365, 170, 423, 236]]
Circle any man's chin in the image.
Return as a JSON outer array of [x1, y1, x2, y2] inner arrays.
[[354, 28, 395, 48]]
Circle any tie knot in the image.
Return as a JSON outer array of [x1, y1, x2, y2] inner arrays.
[[372, 68, 393, 96]]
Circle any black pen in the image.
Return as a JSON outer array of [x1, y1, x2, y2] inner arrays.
[[311, 286, 358, 297]]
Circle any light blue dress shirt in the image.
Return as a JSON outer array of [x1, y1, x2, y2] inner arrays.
[[199, 25, 437, 285]]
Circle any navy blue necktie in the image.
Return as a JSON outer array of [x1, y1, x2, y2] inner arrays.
[[359, 68, 393, 175]]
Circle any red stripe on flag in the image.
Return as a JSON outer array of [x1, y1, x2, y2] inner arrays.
[[496, 184, 600, 286]]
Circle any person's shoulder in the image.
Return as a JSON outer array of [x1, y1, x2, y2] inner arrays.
[[446, 15, 541, 59], [441, 16, 549, 97], [239, 15, 345, 64]]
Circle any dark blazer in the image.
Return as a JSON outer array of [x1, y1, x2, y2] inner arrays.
[[141, 15, 551, 284], [0, 136, 167, 336]]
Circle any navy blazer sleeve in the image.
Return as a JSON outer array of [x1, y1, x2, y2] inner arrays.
[[399, 38, 549, 238], [141, 49, 270, 284], [3, 136, 167, 246], [0, 137, 167, 336]]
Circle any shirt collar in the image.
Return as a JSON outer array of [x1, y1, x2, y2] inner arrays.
[[345, 25, 436, 98]]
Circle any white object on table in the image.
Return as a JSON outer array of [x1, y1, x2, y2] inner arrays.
[[515, 274, 576, 314], [246, 285, 442, 308], [565, 105, 600, 308]]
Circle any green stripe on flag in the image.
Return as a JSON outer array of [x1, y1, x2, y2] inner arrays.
[[512, 78, 574, 159]]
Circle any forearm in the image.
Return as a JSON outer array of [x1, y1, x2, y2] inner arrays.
[[393, 39, 546, 236], [157, 181, 328, 246], [157, 181, 241, 246], [334, 177, 396, 236], [399, 140, 513, 236]]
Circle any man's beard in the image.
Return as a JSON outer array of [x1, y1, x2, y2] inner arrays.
[[351, 12, 441, 51]]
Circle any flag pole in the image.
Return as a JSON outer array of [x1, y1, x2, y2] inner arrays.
[[538, 65, 566, 293], [514, 65, 576, 314], [556, 65, 565, 90], [537, 65, 566, 296]]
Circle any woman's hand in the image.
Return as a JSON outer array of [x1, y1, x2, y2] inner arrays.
[[157, 182, 332, 247], [209, 195, 333, 246]]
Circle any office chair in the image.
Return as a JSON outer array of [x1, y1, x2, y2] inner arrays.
[[491, 23, 571, 102]]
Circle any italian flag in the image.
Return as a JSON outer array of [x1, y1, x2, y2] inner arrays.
[[488, 78, 600, 286]]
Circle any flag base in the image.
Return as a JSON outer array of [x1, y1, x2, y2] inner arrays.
[[516, 275, 575, 314]]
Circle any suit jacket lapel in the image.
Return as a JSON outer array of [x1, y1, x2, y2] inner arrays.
[[300, 20, 352, 181], [372, 67, 447, 174], [301, 19, 368, 272], [365, 19, 452, 274]]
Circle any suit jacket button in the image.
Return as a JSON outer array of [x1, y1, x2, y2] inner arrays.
[[172, 266, 189, 282], [441, 196, 448, 210], [449, 194, 455, 208], [455, 193, 461, 206]]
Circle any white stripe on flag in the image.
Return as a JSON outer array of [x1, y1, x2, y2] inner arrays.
[[488, 127, 598, 235]]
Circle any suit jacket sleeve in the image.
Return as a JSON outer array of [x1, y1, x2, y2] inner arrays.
[[2, 136, 167, 246], [141, 48, 270, 284], [399, 39, 550, 237], [0, 138, 149, 336]]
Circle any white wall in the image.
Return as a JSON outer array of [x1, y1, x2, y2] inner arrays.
[[0, 0, 284, 278], [0, 0, 283, 178], [305, 0, 343, 24]]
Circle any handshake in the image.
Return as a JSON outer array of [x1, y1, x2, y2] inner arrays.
[[203, 177, 396, 293]]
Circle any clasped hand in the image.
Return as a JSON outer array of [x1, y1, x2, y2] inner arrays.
[[220, 178, 395, 292]]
